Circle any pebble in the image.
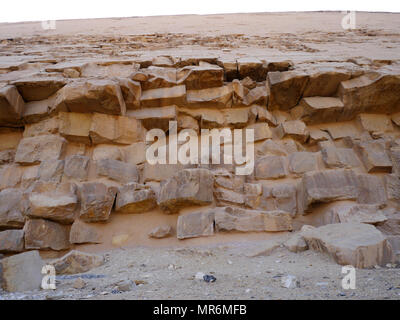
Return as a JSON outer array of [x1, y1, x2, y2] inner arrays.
[[72, 278, 87, 289]]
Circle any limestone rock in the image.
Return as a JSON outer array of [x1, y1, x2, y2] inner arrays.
[[118, 78, 141, 109], [302, 223, 393, 268], [354, 139, 392, 173], [267, 71, 309, 111], [50, 250, 104, 274], [127, 105, 177, 131], [288, 152, 318, 174], [276, 120, 309, 143], [93, 144, 123, 162], [291, 97, 344, 124], [59, 112, 92, 145], [15, 134, 67, 165], [38, 159, 64, 182], [246, 123, 272, 141], [329, 204, 387, 225], [0, 188, 26, 229], [284, 233, 308, 253], [79, 182, 117, 222], [148, 225, 173, 239], [302, 70, 350, 97], [0, 165, 22, 191], [24, 219, 70, 250], [259, 183, 298, 215], [64, 155, 90, 181], [237, 57, 267, 81], [27, 181, 77, 224], [356, 174, 387, 205], [12, 75, 66, 101], [255, 155, 287, 179], [186, 85, 233, 108], [116, 183, 156, 213], [54, 79, 126, 115], [96, 159, 139, 183], [0, 250, 44, 292], [215, 207, 292, 232], [158, 168, 214, 214], [357, 113, 393, 133], [89, 113, 144, 145], [302, 169, 359, 210], [339, 73, 400, 118], [385, 174, 400, 201], [69, 219, 102, 244], [0, 230, 24, 253], [177, 210, 215, 239], [321, 147, 361, 168], [140, 85, 186, 108], [177, 64, 224, 89], [0, 84, 24, 126]]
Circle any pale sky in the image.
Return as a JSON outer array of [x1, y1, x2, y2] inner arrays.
[[1, 0, 399, 23]]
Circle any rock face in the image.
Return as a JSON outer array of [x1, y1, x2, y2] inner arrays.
[[0, 250, 44, 292], [0, 51, 400, 269], [302, 223, 393, 268], [158, 169, 214, 213], [50, 250, 105, 274]]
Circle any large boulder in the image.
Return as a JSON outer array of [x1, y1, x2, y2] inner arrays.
[[79, 182, 117, 222], [0, 250, 44, 292], [329, 204, 387, 225], [354, 139, 392, 173], [356, 174, 387, 205], [177, 64, 224, 89], [24, 218, 70, 251], [301, 169, 359, 210], [15, 134, 67, 165], [302, 223, 394, 268], [291, 97, 344, 124], [275, 120, 309, 143], [96, 159, 139, 184], [357, 113, 393, 133], [0, 84, 24, 126], [267, 71, 309, 111], [59, 112, 92, 145], [64, 155, 90, 181], [321, 147, 362, 169], [158, 168, 214, 214], [69, 219, 102, 244], [50, 250, 104, 274], [0, 230, 24, 253], [115, 183, 156, 213], [27, 182, 78, 224], [186, 85, 233, 108], [214, 207, 292, 232], [176, 209, 215, 239], [12, 75, 66, 101], [127, 105, 177, 131], [140, 85, 186, 108], [338, 73, 400, 118], [89, 112, 144, 145], [255, 155, 288, 180], [288, 152, 318, 175], [54, 79, 126, 115]]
